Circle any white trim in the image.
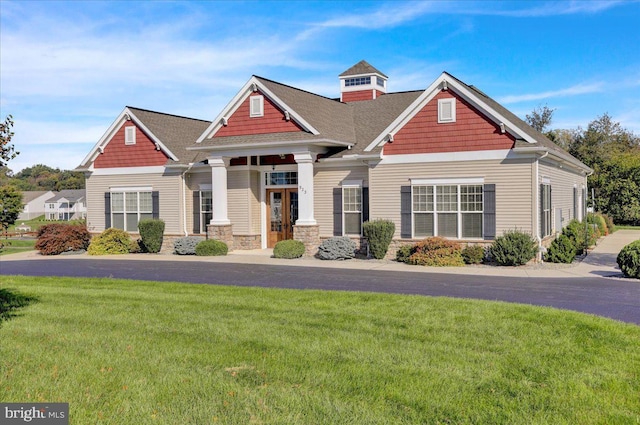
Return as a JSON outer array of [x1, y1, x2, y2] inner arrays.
[[341, 179, 363, 187], [110, 186, 152, 192], [198, 184, 212, 190], [91, 166, 167, 175], [250, 95, 264, 117], [380, 149, 517, 164], [541, 177, 551, 184], [411, 177, 484, 185], [438, 98, 456, 123]]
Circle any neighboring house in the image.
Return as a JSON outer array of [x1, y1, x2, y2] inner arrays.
[[45, 189, 87, 221], [77, 60, 591, 255], [19, 190, 56, 220]]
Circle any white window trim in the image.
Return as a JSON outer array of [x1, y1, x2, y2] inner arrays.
[[110, 190, 153, 232], [250, 95, 264, 117], [438, 98, 456, 123], [199, 189, 213, 234], [411, 183, 483, 240], [342, 184, 363, 236], [125, 126, 136, 145]]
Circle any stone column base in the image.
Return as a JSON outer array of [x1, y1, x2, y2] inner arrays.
[[207, 224, 234, 251], [293, 225, 320, 257]]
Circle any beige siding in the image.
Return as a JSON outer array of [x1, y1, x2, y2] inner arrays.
[[369, 158, 535, 238], [249, 171, 261, 234], [539, 160, 586, 233], [314, 166, 369, 237], [228, 170, 251, 234], [86, 172, 183, 234]]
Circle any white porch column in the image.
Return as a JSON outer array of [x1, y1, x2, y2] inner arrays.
[[294, 152, 317, 225], [209, 156, 230, 225]]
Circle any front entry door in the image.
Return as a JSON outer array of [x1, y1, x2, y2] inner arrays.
[[266, 189, 298, 248]]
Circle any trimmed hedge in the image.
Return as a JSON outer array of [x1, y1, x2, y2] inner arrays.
[[462, 244, 485, 265], [138, 219, 165, 253], [490, 229, 537, 266], [363, 219, 395, 259], [545, 234, 577, 264], [195, 239, 228, 256], [173, 236, 206, 255], [617, 240, 640, 279], [317, 237, 356, 260], [35, 223, 91, 255], [273, 240, 306, 259], [407, 237, 464, 267], [88, 228, 135, 255]]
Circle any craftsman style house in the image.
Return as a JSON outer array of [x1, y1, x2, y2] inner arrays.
[[77, 61, 591, 254]]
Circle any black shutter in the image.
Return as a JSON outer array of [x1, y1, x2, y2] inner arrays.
[[104, 192, 111, 229], [333, 188, 342, 236], [152, 191, 160, 219], [193, 191, 200, 234], [540, 184, 544, 237], [483, 184, 496, 240], [362, 187, 369, 224], [400, 186, 412, 239]]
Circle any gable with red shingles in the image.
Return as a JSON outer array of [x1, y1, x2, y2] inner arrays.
[[93, 123, 169, 168], [213, 90, 303, 138], [384, 90, 515, 155]]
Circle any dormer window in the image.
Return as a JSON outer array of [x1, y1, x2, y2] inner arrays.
[[376, 77, 385, 88], [345, 76, 371, 87], [250, 95, 264, 117], [125, 126, 136, 145], [438, 98, 456, 123]]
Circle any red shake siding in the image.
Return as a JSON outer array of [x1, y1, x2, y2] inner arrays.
[[385, 90, 515, 155], [214, 91, 302, 137], [94, 124, 168, 168], [342, 90, 375, 102]]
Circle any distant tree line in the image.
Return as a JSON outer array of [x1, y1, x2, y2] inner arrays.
[[0, 164, 85, 191], [527, 106, 640, 225]]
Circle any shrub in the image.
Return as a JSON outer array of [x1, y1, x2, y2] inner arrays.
[[363, 219, 395, 260], [195, 239, 228, 256], [602, 214, 616, 233], [617, 240, 640, 279], [273, 239, 306, 259], [35, 223, 91, 255], [173, 236, 206, 255], [407, 237, 464, 267], [588, 213, 608, 236], [88, 228, 135, 255], [563, 220, 587, 254], [490, 229, 537, 266], [138, 219, 165, 253], [462, 244, 485, 265], [317, 237, 356, 260], [395, 244, 413, 264], [545, 234, 577, 263]]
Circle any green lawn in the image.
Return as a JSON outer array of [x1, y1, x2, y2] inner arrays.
[[0, 239, 36, 256], [1, 276, 638, 424]]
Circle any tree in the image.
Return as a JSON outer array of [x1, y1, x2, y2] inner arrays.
[[0, 185, 23, 236], [0, 115, 18, 167], [526, 104, 555, 133]]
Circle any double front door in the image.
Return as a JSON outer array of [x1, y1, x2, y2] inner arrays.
[[266, 189, 298, 248]]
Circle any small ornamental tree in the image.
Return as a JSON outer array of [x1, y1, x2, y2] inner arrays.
[[363, 219, 395, 259], [0, 185, 23, 236], [35, 223, 91, 255], [138, 219, 165, 253]]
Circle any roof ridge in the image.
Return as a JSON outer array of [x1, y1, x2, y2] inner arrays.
[[127, 106, 211, 123], [254, 76, 342, 103]]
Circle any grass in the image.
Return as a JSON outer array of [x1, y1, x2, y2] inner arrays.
[[0, 238, 36, 256], [1, 276, 639, 424], [615, 225, 640, 230]]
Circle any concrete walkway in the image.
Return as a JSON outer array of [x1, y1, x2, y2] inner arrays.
[[4, 229, 639, 279]]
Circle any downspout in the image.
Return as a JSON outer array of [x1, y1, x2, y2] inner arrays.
[[535, 151, 549, 261], [182, 163, 195, 236]]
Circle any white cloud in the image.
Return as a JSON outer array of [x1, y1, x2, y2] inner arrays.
[[498, 83, 604, 104]]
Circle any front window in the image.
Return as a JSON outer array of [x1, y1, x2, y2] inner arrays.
[[111, 191, 153, 232], [200, 190, 213, 233], [265, 171, 297, 186], [412, 184, 483, 239], [343, 186, 362, 235]]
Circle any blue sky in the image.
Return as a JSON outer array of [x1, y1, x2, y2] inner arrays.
[[1, 0, 639, 173]]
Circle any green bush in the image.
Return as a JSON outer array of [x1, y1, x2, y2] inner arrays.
[[317, 237, 356, 260], [545, 234, 577, 263], [138, 219, 165, 253], [88, 228, 135, 255], [363, 219, 395, 259], [395, 244, 413, 263], [407, 237, 464, 267], [490, 229, 537, 266], [602, 214, 616, 233], [35, 223, 91, 255], [195, 239, 228, 256], [588, 213, 608, 236], [273, 239, 306, 259], [462, 244, 485, 265], [563, 220, 587, 254], [617, 240, 640, 279]]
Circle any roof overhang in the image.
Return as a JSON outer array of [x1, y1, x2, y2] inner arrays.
[[515, 146, 593, 174], [188, 138, 351, 158]]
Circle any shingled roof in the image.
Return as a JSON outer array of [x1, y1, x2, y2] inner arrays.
[[339, 60, 388, 78]]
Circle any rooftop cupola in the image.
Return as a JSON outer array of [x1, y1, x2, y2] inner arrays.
[[339, 60, 388, 102]]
